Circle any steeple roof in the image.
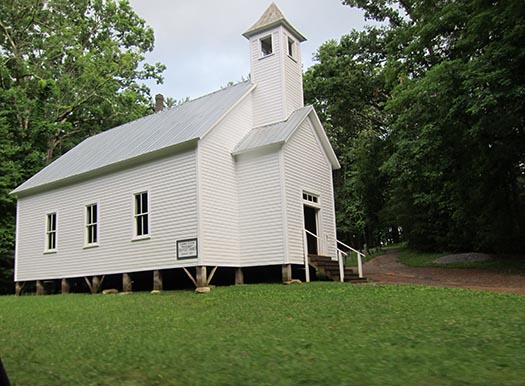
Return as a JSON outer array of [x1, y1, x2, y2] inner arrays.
[[243, 2, 306, 42]]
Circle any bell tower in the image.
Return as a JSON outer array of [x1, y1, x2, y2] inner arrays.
[[243, 3, 306, 127]]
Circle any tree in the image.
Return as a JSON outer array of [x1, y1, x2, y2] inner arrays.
[[306, 0, 525, 252], [304, 29, 391, 248], [372, 0, 525, 252], [0, 0, 165, 293]]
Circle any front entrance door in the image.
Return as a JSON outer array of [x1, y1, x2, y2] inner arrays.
[[303, 205, 318, 255]]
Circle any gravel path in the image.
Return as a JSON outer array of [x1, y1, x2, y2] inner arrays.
[[363, 249, 525, 294]]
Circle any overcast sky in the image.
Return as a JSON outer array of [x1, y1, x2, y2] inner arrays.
[[128, 0, 370, 101]]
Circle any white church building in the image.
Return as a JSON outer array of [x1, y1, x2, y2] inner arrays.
[[12, 3, 364, 294]]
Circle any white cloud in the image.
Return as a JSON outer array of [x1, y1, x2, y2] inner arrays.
[[129, 0, 369, 100]]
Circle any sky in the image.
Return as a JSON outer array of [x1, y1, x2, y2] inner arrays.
[[128, 0, 371, 102]]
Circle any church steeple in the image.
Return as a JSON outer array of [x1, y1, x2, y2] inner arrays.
[[243, 3, 306, 42], [243, 3, 306, 127]]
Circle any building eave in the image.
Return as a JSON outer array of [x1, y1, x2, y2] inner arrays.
[[200, 82, 256, 141], [11, 139, 199, 197], [243, 19, 307, 42], [242, 2, 307, 42]]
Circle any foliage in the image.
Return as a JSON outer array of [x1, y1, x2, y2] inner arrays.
[[1, 284, 524, 386], [305, 0, 525, 253], [304, 30, 394, 248], [0, 0, 165, 293]]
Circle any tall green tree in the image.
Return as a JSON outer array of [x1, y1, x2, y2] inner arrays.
[[304, 29, 392, 248], [306, 0, 525, 252], [369, 0, 525, 252], [0, 0, 165, 293]]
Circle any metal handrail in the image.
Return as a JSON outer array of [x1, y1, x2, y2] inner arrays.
[[304, 229, 318, 239], [337, 240, 364, 278], [303, 229, 344, 282], [302, 229, 365, 280], [337, 239, 362, 256]]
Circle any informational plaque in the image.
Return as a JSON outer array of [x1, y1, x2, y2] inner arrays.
[[177, 238, 198, 259]]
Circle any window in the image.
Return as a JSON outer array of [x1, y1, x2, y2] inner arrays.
[[260, 35, 273, 56], [134, 192, 149, 237], [46, 212, 57, 251], [287, 37, 294, 57], [303, 193, 319, 204], [85, 204, 98, 245]]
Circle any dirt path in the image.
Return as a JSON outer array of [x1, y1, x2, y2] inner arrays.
[[363, 249, 525, 294]]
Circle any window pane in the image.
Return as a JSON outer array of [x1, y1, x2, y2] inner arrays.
[[92, 205, 97, 223], [135, 194, 141, 214], [48, 213, 56, 232], [88, 225, 97, 244], [137, 215, 143, 236], [142, 214, 149, 235], [142, 193, 148, 213], [49, 232, 55, 250], [261, 36, 272, 56]]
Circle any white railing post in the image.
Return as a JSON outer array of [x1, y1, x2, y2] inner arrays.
[[337, 239, 365, 279], [357, 252, 363, 278], [303, 230, 310, 283], [338, 249, 344, 282]]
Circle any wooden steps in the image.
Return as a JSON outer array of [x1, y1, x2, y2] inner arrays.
[[308, 254, 367, 283]]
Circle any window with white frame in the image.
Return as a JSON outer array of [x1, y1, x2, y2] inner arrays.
[[46, 212, 57, 251], [287, 37, 294, 57], [303, 192, 319, 204], [134, 192, 149, 237], [260, 35, 273, 56], [85, 204, 98, 245]]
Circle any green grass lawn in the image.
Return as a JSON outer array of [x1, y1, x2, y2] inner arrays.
[[1, 283, 524, 386], [397, 250, 525, 274]]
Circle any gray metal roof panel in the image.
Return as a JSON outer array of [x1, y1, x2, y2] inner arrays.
[[232, 106, 312, 154], [13, 80, 253, 194]]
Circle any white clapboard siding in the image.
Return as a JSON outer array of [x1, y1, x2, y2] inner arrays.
[[198, 95, 254, 266], [250, 29, 285, 127], [237, 150, 285, 266], [283, 117, 337, 264], [283, 31, 304, 117], [15, 150, 198, 281]]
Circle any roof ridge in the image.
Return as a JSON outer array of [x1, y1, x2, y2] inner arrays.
[[12, 80, 255, 195], [178, 79, 252, 106], [82, 80, 253, 143], [251, 105, 312, 131]]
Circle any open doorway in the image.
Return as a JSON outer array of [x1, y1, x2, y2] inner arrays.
[[303, 205, 318, 255]]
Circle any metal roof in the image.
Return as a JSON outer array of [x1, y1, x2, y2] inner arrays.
[[13, 80, 254, 195], [233, 106, 312, 154], [232, 105, 340, 170], [243, 2, 307, 42]]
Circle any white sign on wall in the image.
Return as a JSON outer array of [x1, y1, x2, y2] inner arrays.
[[177, 238, 198, 260]]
